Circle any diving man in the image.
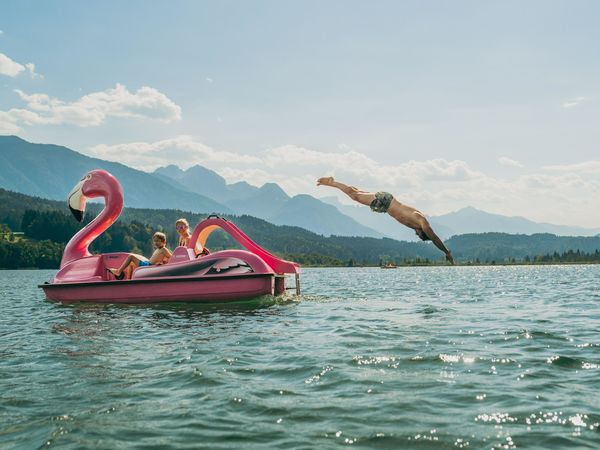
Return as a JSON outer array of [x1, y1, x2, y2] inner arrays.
[[317, 177, 454, 264]]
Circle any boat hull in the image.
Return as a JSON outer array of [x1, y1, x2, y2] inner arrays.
[[40, 273, 275, 304]]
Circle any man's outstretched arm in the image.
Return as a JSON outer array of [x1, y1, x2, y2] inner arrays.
[[422, 223, 454, 264]]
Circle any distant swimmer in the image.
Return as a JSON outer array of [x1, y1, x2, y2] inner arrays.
[[317, 177, 454, 264]]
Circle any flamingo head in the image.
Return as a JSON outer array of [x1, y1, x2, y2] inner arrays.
[[68, 169, 123, 222]]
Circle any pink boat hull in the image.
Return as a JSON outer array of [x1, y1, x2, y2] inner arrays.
[[40, 247, 293, 304], [41, 273, 277, 304]]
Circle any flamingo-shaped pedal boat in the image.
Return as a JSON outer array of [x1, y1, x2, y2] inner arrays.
[[39, 170, 300, 303]]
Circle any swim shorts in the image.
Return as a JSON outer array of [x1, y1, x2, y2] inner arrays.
[[370, 191, 393, 213], [139, 260, 152, 267]]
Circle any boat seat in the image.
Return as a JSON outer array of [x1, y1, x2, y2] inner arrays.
[[169, 247, 195, 264]]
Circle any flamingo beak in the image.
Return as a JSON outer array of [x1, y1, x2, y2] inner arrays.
[[68, 178, 87, 222]]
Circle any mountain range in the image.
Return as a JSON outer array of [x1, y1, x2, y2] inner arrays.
[[152, 165, 381, 237], [1, 135, 599, 239], [430, 206, 600, 238], [0, 136, 230, 214], [0, 136, 378, 238]]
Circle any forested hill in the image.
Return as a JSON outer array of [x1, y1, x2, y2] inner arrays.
[[448, 233, 600, 262], [2, 187, 600, 268]]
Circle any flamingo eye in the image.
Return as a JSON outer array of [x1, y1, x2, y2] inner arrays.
[[85, 174, 92, 180]]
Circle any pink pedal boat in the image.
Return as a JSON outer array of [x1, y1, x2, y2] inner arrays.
[[39, 169, 300, 304]]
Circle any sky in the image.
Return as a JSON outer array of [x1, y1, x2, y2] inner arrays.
[[1, 0, 599, 226]]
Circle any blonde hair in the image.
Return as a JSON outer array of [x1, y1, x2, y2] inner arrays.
[[175, 218, 190, 228], [153, 231, 167, 242]]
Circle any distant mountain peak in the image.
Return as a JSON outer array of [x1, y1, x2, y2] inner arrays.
[[0, 135, 29, 146], [186, 165, 226, 183], [457, 206, 480, 213], [0, 135, 24, 141], [187, 164, 214, 173], [154, 163, 227, 195], [430, 205, 600, 237], [189, 164, 209, 171], [442, 206, 513, 219], [259, 182, 289, 198], [229, 180, 254, 188], [292, 193, 323, 202], [154, 165, 184, 178]]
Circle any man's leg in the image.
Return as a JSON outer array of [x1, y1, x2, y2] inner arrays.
[[317, 177, 376, 207]]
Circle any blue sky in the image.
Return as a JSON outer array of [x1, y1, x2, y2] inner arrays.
[[1, 1, 599, 226]]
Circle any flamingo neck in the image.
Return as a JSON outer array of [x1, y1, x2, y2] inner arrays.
[[60, 192, 123, 268]]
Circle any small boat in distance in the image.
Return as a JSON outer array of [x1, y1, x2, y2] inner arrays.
[[380, 262, 398, 269], [39, 170, 300, 304]]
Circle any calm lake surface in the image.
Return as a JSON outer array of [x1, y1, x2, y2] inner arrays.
[[1, 266, 599, 449]]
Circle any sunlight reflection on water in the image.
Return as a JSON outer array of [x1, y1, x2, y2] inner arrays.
[[1, 266, 599, 449]]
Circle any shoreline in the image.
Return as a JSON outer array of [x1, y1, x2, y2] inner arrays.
[[4, 260, 600, 270]]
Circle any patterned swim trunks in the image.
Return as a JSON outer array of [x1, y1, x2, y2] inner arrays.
[[370, 191, 393, 213]]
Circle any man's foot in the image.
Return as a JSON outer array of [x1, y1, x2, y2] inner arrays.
[[317, 176, 334, 186]]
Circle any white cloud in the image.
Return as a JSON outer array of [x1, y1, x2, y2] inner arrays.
[[87, 135, 260, 171], [0, 111, 20, 134], [1, 84, 181, 129], [260, 145, 483, 191], [0, 53, 41, 78], [206, 77, 213, 83], [24, 63, 42, 79], [562, 96, 588, 109], [0, 53, 25, 77], [542, 160, 600, 174], [0, 30, 4, 36], [498, 156, 523, 168]]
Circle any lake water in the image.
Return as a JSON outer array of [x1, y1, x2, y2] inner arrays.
[[1, 266, 599, 449]]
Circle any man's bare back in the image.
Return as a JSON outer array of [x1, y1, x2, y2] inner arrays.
[[317, 177, 454, 264]]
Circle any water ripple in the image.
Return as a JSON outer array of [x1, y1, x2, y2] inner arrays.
[[1, 266, 599, 449]]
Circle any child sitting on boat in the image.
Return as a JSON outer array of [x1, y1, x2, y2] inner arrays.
[[108, 232, 172, 280], [175, 218, 210, 256], [176, 218, 193, 247]]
